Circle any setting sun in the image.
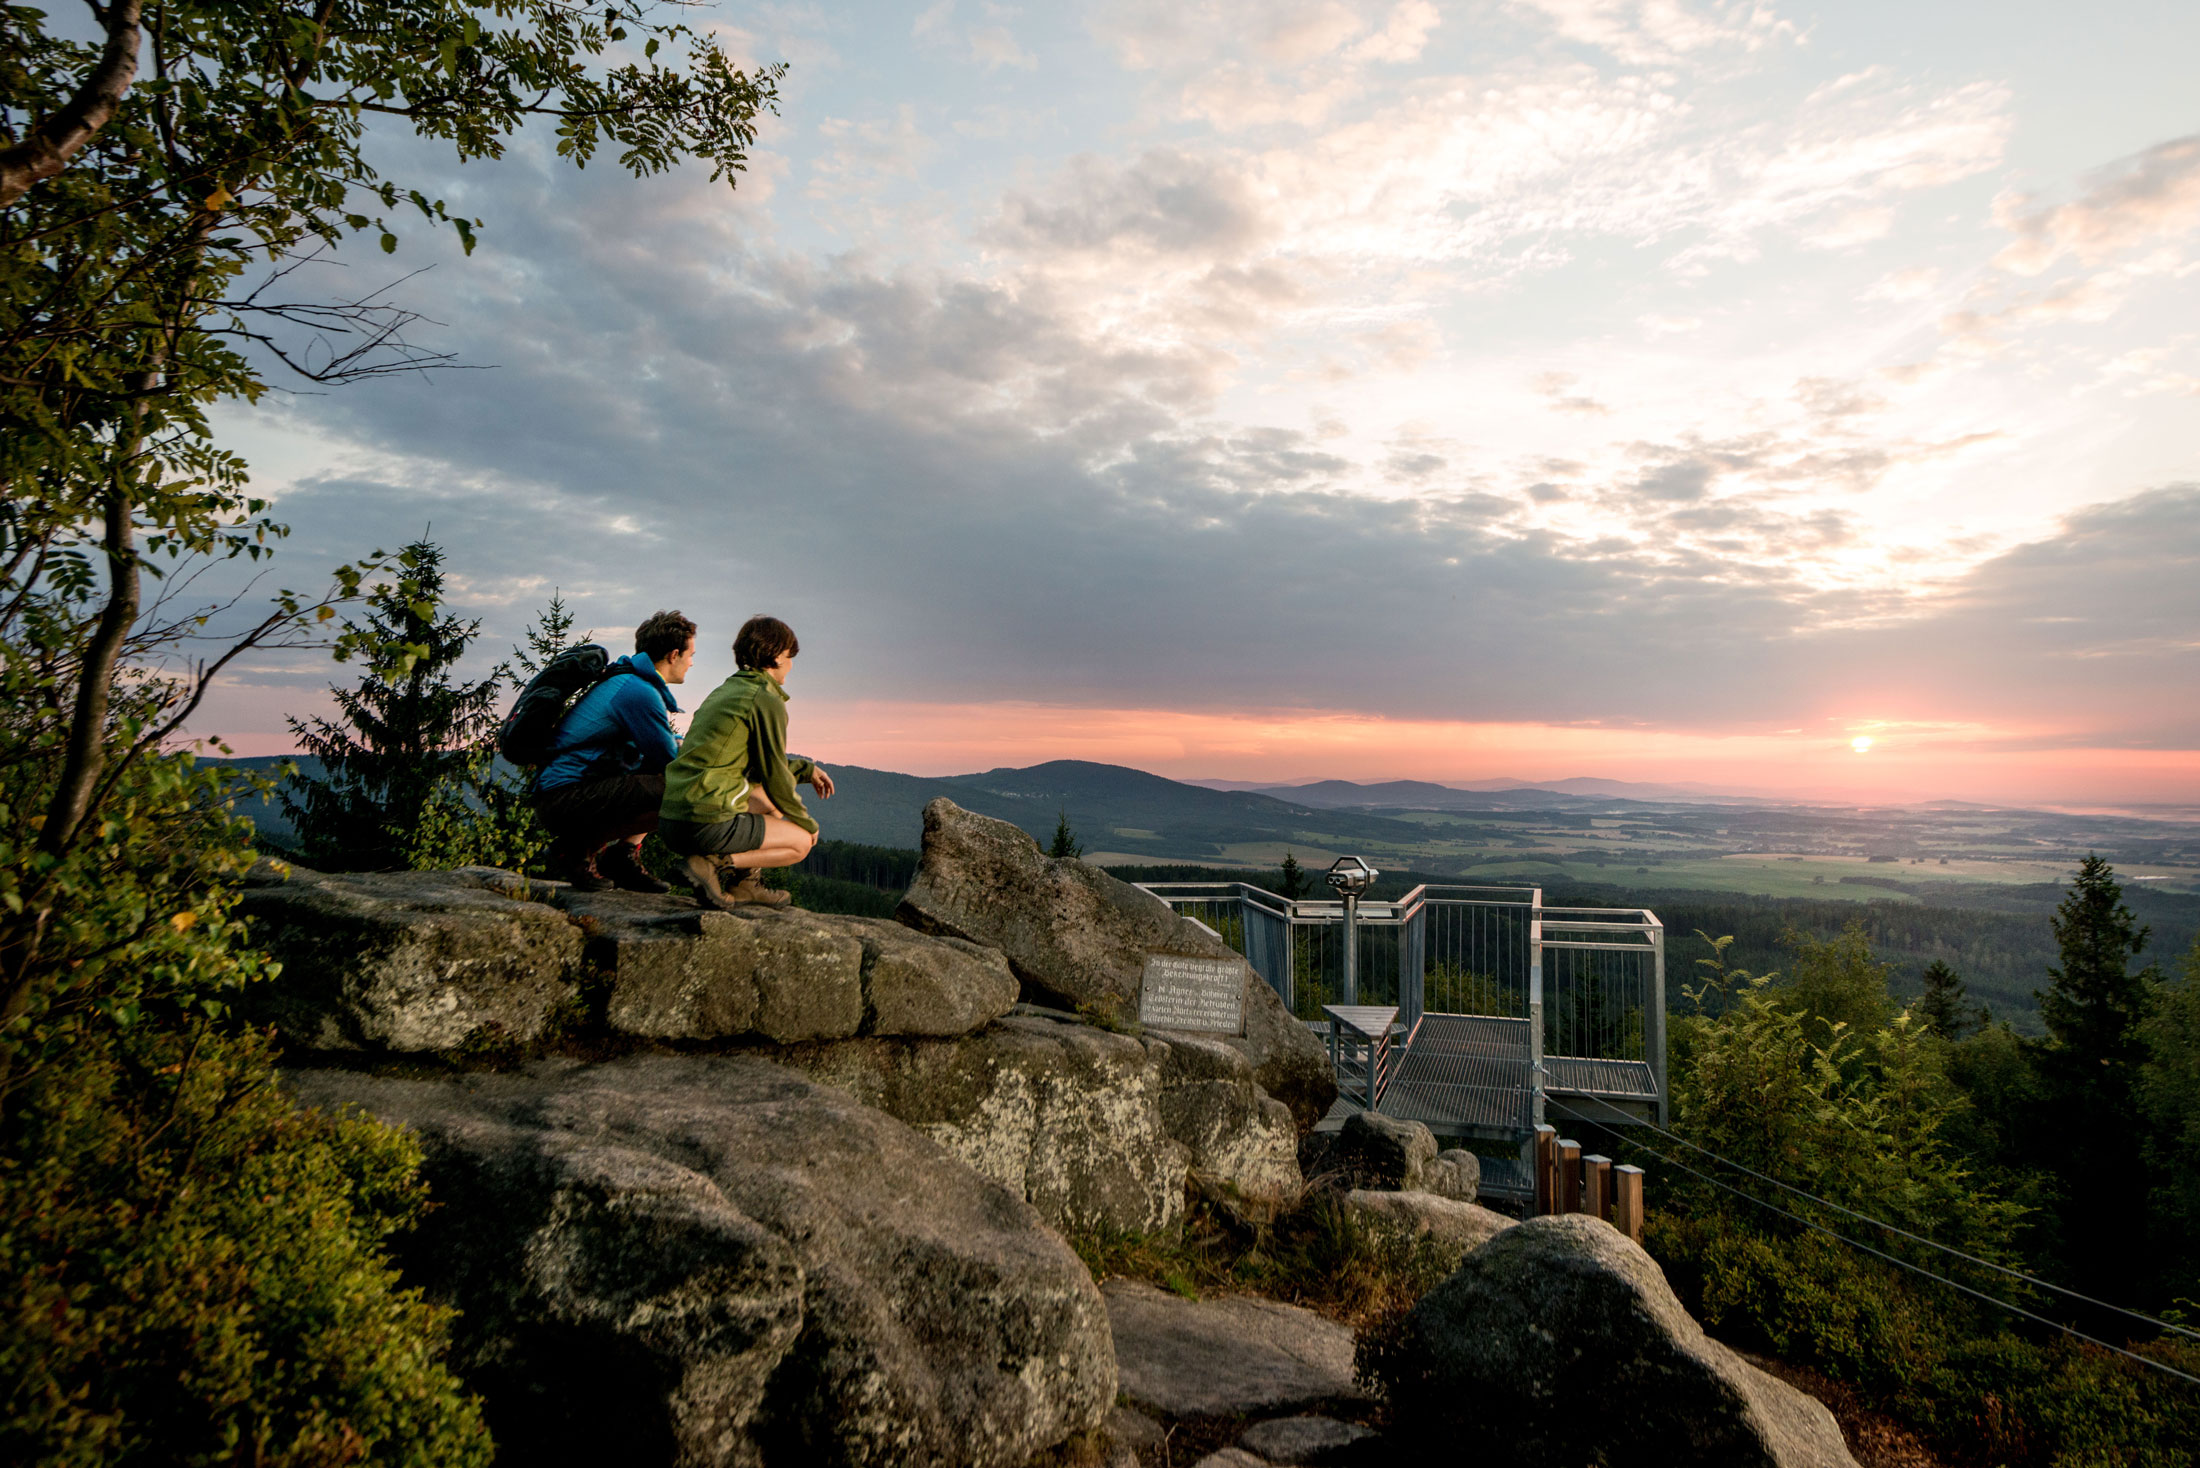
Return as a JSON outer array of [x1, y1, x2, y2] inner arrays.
[[1852, 736, 1875, 754]]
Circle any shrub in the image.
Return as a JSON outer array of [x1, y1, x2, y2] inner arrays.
[[1, 745, 273, 1110], [0, 1022, 491, 1466], [1647, 930, 2199, 1467], [2, 746, 491, 1463]]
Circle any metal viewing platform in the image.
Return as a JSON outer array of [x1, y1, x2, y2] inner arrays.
[[1138, 873, 1665, 1200]]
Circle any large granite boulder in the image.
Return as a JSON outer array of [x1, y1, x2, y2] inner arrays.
[[240, 866, 583, 1052], [559, 888, 1019, 1045], [897, 800, 1335, 1127], [1380, 1215, 1858, 1467], [1321, 1111, 1437, 1191], [1102, 1279, 1366, 1421], [1421, 1148, 1481, 1202], [1340, 1189, 1513, 1271], [786, 1009, 1299, 1234], [286, 1054, 1114, 1468]]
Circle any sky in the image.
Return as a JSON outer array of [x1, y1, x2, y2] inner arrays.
[[195, 0, 2200, 806]]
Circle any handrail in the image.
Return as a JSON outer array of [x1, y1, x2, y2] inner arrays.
[[1139, 871, 1667, 1133]]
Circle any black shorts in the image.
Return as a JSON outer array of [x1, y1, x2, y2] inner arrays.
[[658, 812, 768, 857]]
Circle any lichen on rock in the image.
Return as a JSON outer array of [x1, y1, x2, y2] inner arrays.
[[895, 798, 1336, 1127]]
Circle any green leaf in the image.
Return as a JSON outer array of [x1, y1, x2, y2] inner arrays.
[[380, 231, 398, 254]]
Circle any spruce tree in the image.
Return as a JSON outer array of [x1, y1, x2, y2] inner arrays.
[[2026, 854, 2161, 1293], [2038, 855, 2157, 1066], [511, 590, 584, 682], [280, 540, 507, 869], [1048, 810, 1084, 860], [1278, 851, 1307, 900], [1916, 960, 1984, 1040]]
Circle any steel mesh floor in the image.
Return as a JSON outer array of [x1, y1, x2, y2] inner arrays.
[[1544, 1055, 1658, 1099], [1380, 1014, 1535, 1132], [1314, 1014, 1659, 1138]]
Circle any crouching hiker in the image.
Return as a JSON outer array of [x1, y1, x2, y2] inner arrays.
[[659, 614, 835, 909], [529, 610, 697, 892]]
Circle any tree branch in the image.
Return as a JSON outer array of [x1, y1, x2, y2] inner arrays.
[[39, 366, 153, 857], [0, 0, 145, 208]]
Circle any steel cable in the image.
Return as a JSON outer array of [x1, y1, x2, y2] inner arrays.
[[1567, 1117, 2200, 1390], [1567, 1093, 2200, 1346]]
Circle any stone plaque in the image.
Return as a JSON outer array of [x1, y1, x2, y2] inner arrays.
[[1138, 954, 1244, 1035]]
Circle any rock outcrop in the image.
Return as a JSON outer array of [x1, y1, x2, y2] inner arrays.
[[1420, 1147, 1481, 1201], [286, 1054, 1115, 1468], [1320, 1111, 1436, 1191], [244, 869, 1020, 1054], [560, 888, 1018, 1044], [1339, 1189, 1513, 1270], [1102, 1279, 1366, 1421], [785, 1009, 1299, 1234], [1309, 1113, 1482, 1202], [897, 799, 1335, 1126], [240, 866, 584, 1052], [1381, 1214, 1858, 1468]]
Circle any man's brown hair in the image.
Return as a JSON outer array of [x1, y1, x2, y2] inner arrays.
[[733, 615, 799, 670], [634, 609, 697, 662]]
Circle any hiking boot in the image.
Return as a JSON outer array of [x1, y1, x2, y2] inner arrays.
[[722, 871, 793, 908], [684, 854, 736, 910], [599, 842, 669, 894], [551, 848, 613, 892]]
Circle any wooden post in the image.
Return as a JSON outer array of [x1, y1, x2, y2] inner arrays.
[[1613, 1165, 1645, 1243], [1534, 1125, 1557, 1215], [1582, 1154, 1612, 1221], [1557, 1139, 1582, 1214]]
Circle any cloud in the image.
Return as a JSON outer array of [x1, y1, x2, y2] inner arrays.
[[1095, 0, 1377, 69], [1994, 135, 2200, 277], [988, 149, 1271, 258], [1533, 371, 1612, 415], [1350, 0, 1441, 63], [1808, 485, 2200, 744], [969, 24, 1038, 70], [1507, 0, 1797, 66]]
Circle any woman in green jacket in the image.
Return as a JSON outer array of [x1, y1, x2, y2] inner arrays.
[[657, 615, 835, 908]]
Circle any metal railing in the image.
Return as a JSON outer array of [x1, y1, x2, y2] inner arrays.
[[1138, 878, 1666, 1129]]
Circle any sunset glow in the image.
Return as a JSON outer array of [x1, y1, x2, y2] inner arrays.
[[188, 0, 2200, 809]]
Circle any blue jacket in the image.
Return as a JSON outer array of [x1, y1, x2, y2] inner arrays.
[[536, 653, 680, 790]]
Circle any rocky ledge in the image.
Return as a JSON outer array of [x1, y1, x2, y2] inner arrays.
[[240, 864, 1019, 1053], [246, 802, 1858, 1468], [288, 1053, 1115, 1468], [787, 1008, 1299, 1234]]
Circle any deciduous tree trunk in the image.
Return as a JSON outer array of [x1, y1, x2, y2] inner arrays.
[[0, 0, 144, 206]]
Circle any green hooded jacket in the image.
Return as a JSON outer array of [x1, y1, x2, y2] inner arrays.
[[660, 669, 818, 832]]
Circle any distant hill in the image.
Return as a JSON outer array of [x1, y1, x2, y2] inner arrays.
[[811, 760, 1434, 855], [205, 756, 2200, 916], [1218, 778, 1609, 812], [205, 755, 1439, 861], [1194, 775, 1774, 807]]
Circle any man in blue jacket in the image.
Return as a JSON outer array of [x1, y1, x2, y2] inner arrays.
[[533, 609, 696, 892]]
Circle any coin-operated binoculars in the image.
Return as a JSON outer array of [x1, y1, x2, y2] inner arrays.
[[1325, 856, 1379, 1005]]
